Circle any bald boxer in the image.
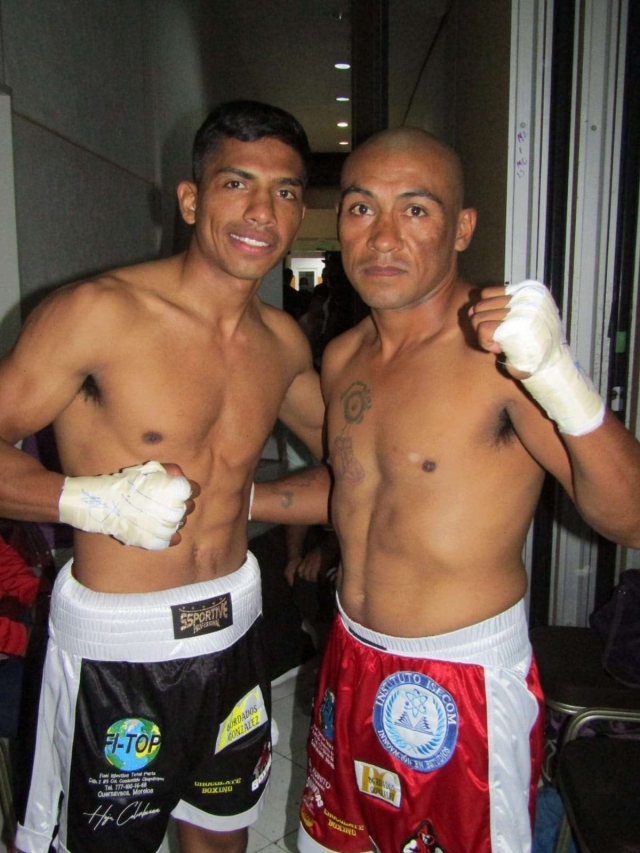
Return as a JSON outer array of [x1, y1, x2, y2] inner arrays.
[[251, 128, 640, 852], [0, 101, 324, 853]]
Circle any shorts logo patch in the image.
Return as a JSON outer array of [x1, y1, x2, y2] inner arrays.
[[215, 685, 268, 754], [319, 687, 335, 741], [171, 593, 233, 638], [354, 760, 402, 807], [373, 671, 458, 773], [402, 818, 446, 852], [104, 718, 162, 771], [251, 740, 272, 791]]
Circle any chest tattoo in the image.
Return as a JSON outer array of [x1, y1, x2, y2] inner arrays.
[[331, 380, 372, 486], [341, 381, 372, 424], [332, 435, 365, 485]]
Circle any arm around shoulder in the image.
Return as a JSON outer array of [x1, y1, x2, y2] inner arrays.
[[276, 319, 325, 461], [251, 465, 331, 526]]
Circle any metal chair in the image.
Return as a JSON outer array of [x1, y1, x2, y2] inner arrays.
[[530, 626, 640, 715], [530, 625, 640, 783], [554, 707, 640, 853]]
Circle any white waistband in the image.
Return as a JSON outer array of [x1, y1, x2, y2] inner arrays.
[[338, 597, 531, 670], [49, 553, 262, 662]]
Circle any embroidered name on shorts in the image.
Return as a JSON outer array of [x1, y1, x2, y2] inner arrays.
[[373, 671, 459, 773], [171, 593, 233, 638], [354, 760, 402, 807], [215, 685, 268, 754]]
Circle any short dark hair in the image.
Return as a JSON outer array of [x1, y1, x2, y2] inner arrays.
[[192, 100, 311, 185]]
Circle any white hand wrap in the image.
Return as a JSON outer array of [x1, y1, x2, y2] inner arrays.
[[493, 280, 605, 436], [59, 461, 192, 550]]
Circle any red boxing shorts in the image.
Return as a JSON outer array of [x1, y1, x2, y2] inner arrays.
[[298, 599, 543, 853]]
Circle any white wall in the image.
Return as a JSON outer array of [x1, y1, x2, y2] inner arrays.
[[0, 0, 158, 322], [0, 0, 236, 348]]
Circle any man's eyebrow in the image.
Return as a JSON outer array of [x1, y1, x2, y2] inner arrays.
[[216, 167, 255, 180], [341, 184, 375, 201], [340, 184, 443, 206], [398, 188, 443, 206], [278, 176, 304, 188], [215, 167, 303, 187]]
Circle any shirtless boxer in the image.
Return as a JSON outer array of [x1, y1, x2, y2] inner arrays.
[[0, 100, 324, 853], [251, 128, 640, 852]]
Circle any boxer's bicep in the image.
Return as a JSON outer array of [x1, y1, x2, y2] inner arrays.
[[278, 366, 325, 462], [506, 393, 575, 499], [0, 285, 117, 442], [0, 352, 84, 445]]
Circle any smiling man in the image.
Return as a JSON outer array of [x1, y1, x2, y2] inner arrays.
[[251, 127, 640, 852], [0, 101, 324, 853]]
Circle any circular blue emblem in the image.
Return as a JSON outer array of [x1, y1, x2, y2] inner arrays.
[[372, 671, 458, 773]]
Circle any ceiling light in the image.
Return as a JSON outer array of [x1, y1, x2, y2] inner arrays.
[[339, 141, 349, 146], [336, 96, 350, 102], [337, 122, 349, 127], [334, 63, 351, 70]]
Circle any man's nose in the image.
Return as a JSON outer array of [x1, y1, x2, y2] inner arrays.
[[367, 212, 402, 253], [244, 189, 276, 225]]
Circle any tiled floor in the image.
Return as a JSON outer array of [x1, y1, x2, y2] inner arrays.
[[1, 662, 317, 853]]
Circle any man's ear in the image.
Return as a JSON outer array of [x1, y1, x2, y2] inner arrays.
[[455, 207, 477, 252], [177, 181, 198, 225]]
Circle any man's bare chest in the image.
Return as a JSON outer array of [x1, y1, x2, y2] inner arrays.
[[326, 351, 515, 484], [59, 339, 292, 466]]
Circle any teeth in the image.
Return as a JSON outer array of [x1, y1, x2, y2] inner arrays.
[[231, 233, 270, 248]]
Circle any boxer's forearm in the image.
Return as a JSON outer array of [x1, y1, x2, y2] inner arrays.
[[0, 439, 65, 522], [565, 411, 640, 548], [251, 466, 331, 526]]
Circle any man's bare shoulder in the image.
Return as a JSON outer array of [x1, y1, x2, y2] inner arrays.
[[21, 278, 129, 342], [103, 255, 182, 293], [257, 301, 313, 363], [25, 256, 179, 334], [8, 260, 184, 381], [323, 317, 372, 368]]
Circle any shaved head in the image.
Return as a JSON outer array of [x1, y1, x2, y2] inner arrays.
[[336, 125, 476, 312], [342, 127, 465, 212]]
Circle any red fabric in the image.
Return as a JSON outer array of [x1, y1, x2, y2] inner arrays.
[[299, 616, 543, 853], [0, 618, 28, 656], [0, 535, 40, 655], [300, 617, 491, 853]]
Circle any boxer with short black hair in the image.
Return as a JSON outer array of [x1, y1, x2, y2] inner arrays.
[[192, 99, 311, 186], [0, 100, 324, 853], [251, 127, 640, 852]]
